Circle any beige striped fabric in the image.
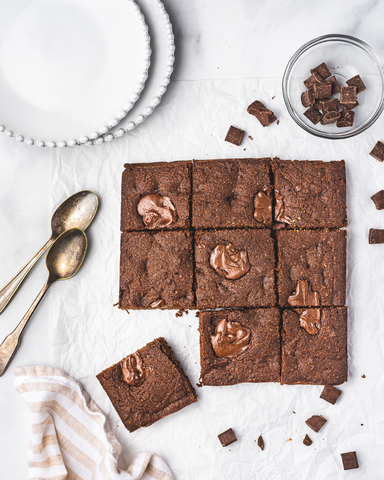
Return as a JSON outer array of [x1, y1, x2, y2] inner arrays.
[[14, 366, 174, 480]]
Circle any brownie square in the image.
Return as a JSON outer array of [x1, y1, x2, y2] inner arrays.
[[281, 307, 348, 385], [199, 308, 281, 386], [277, 230, 346, 307], [192, 158, 272, 229], [195, 229, 276, 308], [119, 230, 194, 309], [97, 338, 197, 432], [272, 159, 347, 229], [121, 161, 191, 232]]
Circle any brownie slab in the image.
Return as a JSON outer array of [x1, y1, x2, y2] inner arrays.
[[97, 338, 197, 432], [272, 159, 347, 229], [277, 230, 346, 307], [119, 230, 194, 309], [121, 161, 191, 232], [199, 308, 281, 386], [192, 158, 272, 229], [281, 307, 348, 385], [195, 229, 276, 308]]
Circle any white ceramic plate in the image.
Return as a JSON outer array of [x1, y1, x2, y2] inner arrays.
[[0, 0, 151, 147], [92, 0, 175, 144]]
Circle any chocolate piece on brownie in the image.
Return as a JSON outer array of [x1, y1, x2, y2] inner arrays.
[[320, 385, 342, 404], [121, 162, 191, 232], [370, 141, 384, 162], [272, 159, 347, 229], [346, 75, 366, 94], [301, 89, 315, 108], [218, 428, 237, 447], [119, 230, 194, 309], [305, 415, 327, 432], [321, 111, 341, 125], [369, 228, 384, 244], [225, 126, 245, 146], [341, 452, 359, 470], [326, 75, 341, 95], [96, 338, 197, 432], [192, 158, 272, 229], [310, 62, 332, 80], [281, 307, 348, 385], [303, 106, 323, 125], [314, 82, 332, 99], [337, 110, 355, 128], [371, 190, 384, 210], [247, 100, 277, 127], [195, 229, 276, 309], [304, 73, 325, 89], [340, 86, 357, 105], [199, 308, 280, 386]]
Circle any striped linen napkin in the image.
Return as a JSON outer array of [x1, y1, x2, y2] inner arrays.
[[14, 366, 174, 480]]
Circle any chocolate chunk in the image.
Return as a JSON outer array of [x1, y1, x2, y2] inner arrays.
[[321, 110, 341, 125], [247, 100, 277, 127], [303, 434, 313, 446], [341, 452, 359, 470], [326, 75, 341, 95], [218, 428, 237, 447], [320, 385, 342, 404], [311, 62, 332, 80], [301, 89, 315, 108], [257, 434, 264, 451], [346, 75, 366, 94], [369, 228, 384, 244], [322, 98, 339, 113], [336, 110, 355, 128], [303, 106, 323, 125], [341, 100, 359, 110], [305, 415, 327, 433], [371, 190, 384, 210], [304, 72, 325, 89], [370, 141, 384, 162], [314, 101, 323, 112], [225, 126, 245, 146], [314, 82, 332, 99], [340, 86, 357, 105]]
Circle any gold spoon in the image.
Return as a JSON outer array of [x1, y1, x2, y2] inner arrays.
[[0, 190, 98, 314], [0, 228, 87, 376]]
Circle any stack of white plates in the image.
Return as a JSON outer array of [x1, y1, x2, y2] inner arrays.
[[0, 0, 174, 148]]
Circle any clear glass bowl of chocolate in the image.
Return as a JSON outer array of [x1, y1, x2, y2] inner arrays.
[[282, 34, 384, 139]]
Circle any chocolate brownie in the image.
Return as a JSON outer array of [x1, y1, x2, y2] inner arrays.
[[195, 229, 276, 309], [281, 307, 348, 385], [121, 161, 191, 232], [199, 308, 280, 386], [192, 158, 272, 229], [119, 230, 194, 309], [276, 230, 346, 307], [272, 159, 347, 229], [97, 338, 197, 432]]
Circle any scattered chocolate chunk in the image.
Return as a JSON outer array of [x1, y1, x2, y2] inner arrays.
[[371, 190, 384, 210], [341, 452, 359, 470], [320, 385, 342, 405], [321, 110, 341, 125], [247, 100, 277, 127], [303, 434, 313, 446], [311, 62, 332, 80], [369, 228, 384, 244], [314, 82, 332, 99], [303, 106, 323, 125], [326, 75, 341, 95], [304, 72, 325, 89], [218, 428, 237, 447], [225, 126, 245, 146], [175, 309, 188, 317], [346, 75, 366, 94], [337, 110, 355, 128], [370, 141, 384, 162], [340, 86, 357, 105], [305, 415, 327, 433], [322, 98, 339, 113], [257, 434, 264, 451], [301, 89, 315, 107], [341, 100, 359, 110]]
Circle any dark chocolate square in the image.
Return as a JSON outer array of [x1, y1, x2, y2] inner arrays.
[[272, 159, 347, 229], [370, 141, 384, 162], [304, 73, 325, 89], [326, 75, 341, 95], [218, 428, 237, 447], [320, 385, 342, 404], [305, 415, 327, 432], [281, 307, 348, 385], [192, 158, 272, 229], [119, 230, 194, 309], [96, 338, 197, 432], [321, 111, 341, 125], [337, 110, 355, 128], [371, 190, 384, 210], [303, 106, 323, 125], [247, 100, 276, 127], [121, 162, 191, 232], [346, 75, 366, 94], [225, 126, 245, 146], [310, 62, 332, 80], [369, 228, 384, 244], [195, 229, 276, 309], [322, 98, 339, 113], [199, 308, 281, 386], [341, 452, 359, 470], [340, 86, 357, 105], [314, 82, 332, 99]]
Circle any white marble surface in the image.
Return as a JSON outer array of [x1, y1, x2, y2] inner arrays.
[[1, 1, 384, 478]]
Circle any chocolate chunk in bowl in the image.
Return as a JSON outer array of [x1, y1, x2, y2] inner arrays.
[[370, 141, 384, 162]]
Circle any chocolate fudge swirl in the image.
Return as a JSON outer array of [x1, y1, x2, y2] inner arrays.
[[254, 185, 272, 224], [137, 194, 177, 229], [299, 309, 321, 335], [210, 243, 250, 280], [211, 318, 251, 357], [275, 190, 292, 225], [121, 352, 146, 386], [288, 280, 320, 307]]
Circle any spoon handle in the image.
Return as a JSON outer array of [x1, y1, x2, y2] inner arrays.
[[0, 237, 54, 315], [0, 280, 51, 376]]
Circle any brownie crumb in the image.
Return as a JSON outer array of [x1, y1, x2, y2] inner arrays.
[[303, 434, 312, 446], [218, 428, 237, 447], [176, 309, 189, 318], [277, 120, 280, 125], [257, 434, 264, 451], [362, 374, 366, 378]]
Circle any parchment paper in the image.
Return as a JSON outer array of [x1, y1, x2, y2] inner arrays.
[[51, 79, 384, 479]]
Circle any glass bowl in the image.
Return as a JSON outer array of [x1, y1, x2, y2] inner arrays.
[[282, 34, 384, 139]]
